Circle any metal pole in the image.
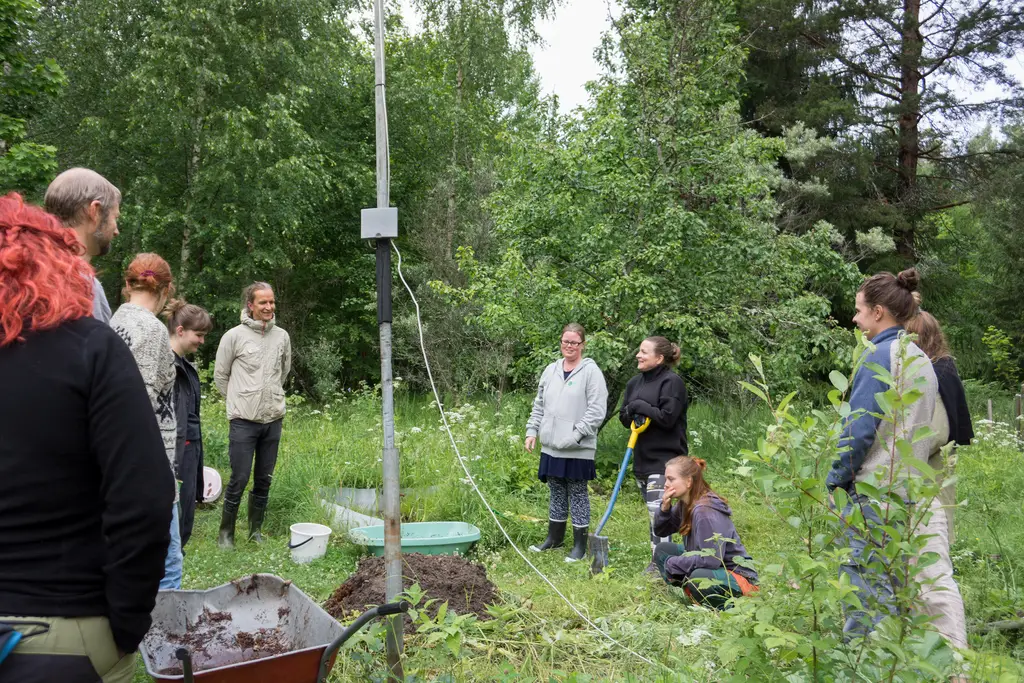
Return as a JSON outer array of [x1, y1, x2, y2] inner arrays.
[[373, 0, 403, 678], [1015, 394, 1022, 443]]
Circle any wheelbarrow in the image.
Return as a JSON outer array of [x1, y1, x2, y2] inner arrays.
[[140, 573, 409, 683]]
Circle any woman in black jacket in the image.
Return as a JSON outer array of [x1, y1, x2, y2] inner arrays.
[[619, 336, 689, 572], [0, 194, 173, 682], [905, 301, 973, 544], [166, 300, 214, 549]]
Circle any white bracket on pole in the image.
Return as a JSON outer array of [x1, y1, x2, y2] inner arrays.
[[361, 207, 398, 239]]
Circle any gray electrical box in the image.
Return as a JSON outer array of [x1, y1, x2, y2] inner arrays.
[[361, 207, 398, 239]]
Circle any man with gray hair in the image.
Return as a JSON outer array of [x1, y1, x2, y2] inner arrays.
[[44, 168, 122, 323]]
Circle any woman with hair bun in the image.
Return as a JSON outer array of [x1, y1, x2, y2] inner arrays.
[[619, 335, 690, 572], [110, 253, 181, 589], [826, 267, 966, 649], [652, 455, 758, 608]]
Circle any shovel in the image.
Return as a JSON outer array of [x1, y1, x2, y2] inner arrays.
[[589, 416, 650, 574]]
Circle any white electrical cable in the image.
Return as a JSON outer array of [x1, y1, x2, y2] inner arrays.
[[390, 240, 666, 671]]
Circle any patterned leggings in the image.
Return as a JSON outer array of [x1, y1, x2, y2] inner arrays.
[[637, 474, 671, 552], [548, 477, 590, 528]]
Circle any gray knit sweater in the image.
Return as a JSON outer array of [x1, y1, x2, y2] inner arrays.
[[110, 303, 178, 502]]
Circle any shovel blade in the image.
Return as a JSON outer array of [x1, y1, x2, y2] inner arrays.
[[588, 534, 609, 575]]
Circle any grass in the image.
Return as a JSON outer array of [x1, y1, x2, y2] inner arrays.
[[134, 385, 1024, 682]]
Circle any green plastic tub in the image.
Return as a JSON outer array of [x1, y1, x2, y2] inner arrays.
[[348, 521, 481, 556]]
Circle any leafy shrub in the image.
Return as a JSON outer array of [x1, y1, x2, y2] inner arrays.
[[723, 336, 970, 681], [981, 326, 1021, 389]]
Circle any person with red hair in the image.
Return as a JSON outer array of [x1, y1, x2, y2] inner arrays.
[[110, 253, 181, 590], [0, 193, 173, 682]]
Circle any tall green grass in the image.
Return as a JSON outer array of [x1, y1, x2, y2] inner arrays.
[[134, 387, 1024, 681]]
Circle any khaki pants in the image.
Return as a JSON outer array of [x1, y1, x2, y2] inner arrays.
[[915, 498, 968, 650], [928, 445, 957, 545], [0, 615, 136, 683]]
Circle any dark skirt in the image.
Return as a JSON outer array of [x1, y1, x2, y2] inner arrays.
[[537, 452, 596, 483]]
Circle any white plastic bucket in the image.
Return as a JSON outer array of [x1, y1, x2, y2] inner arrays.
[[202, 467, 222, 503], [289, 523, 332, 564]]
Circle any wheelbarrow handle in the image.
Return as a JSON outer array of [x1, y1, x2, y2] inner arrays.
[[376, 600, 412, 616], [317, 601, 411, 683], [176, 647, 194, 683]]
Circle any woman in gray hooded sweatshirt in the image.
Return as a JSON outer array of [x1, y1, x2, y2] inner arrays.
[[525, 323, 608, 561]]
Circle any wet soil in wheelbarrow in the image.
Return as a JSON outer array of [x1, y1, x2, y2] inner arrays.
[[323, 553, 498, 633], [155, 607, 291, 675]]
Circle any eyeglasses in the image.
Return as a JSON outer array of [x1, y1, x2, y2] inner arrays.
[[560, 340, 583, 347]]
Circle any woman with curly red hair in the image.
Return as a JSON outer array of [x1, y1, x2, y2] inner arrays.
[[0, 193, 173, 682]]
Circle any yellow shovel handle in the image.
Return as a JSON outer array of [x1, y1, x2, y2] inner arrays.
[[627, 417, 651, 449]]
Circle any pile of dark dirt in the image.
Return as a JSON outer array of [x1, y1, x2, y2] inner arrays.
[[324, 553, 499, 632]]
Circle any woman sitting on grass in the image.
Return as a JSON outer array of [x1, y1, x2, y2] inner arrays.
[[652, 456, 758, 608]]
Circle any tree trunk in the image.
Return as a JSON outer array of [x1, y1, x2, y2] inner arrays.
[[179, 224, 191, 283], [445, 62, 464, 267], [180, 118, 202, 282], [897, 0, 923, 257]]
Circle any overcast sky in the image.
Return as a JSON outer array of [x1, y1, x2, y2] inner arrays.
[[528, 0, 618, 113]]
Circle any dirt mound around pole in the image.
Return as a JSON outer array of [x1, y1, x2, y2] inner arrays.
[[324, 553, 498, 631]]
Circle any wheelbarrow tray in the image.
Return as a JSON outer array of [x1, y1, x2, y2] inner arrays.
[[140, 574, 344, 683]]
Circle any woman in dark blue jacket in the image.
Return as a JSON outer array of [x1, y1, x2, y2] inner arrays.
[[166, 300, 213, 549]]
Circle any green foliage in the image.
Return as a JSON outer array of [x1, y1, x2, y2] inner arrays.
[[0, 0, 65, 194], [436, 0, 860, 400], [738, 0, 1024, 258], [142, 383, 1024, 682], [981, 327, 1021, 390], [34, 0, 383, 386], [728, 335, 967, 680]]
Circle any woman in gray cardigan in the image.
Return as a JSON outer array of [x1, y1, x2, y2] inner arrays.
[[525, 324, 608, 561], [109, 253, 180, 589]]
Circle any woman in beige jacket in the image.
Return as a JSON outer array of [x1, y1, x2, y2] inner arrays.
[[214, 282, 291, 548]]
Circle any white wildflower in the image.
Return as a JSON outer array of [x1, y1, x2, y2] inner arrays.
[[410, 427, 423, 434], [676, 627, 710, 647]]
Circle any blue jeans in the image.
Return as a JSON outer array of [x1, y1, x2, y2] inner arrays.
[[159, 503, 183, 590], [838, 494, 901, 637]]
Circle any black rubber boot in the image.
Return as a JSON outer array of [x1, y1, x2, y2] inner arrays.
[[248, 494, 268, 543], [565, 526, 588, 562], [218, 497, 239, 549], [529, 520, 566, 552]]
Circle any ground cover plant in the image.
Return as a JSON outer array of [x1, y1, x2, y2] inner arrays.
[[133, 367, 1024, 682]]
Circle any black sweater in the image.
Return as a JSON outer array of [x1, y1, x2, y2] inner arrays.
[[619, 365, 689, 476], [934, 356, 974, 446], [0, 318, 174, 654]]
